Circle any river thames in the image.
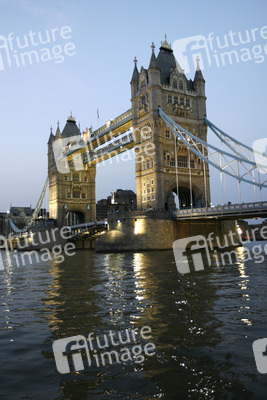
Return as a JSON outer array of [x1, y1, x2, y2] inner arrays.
[[1, 242, 267, 399]]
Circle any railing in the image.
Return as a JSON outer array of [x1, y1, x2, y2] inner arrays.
[[172, 201, 267, 219], [91, 109, 132, 139], [69, 221, 107, 238]]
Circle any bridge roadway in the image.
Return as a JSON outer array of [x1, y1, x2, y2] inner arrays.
[[172, 201, 267, 220], [69, 221, 108, 239], [61, 109, 134, 165]]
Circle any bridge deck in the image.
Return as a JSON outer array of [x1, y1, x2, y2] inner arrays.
[[69, 221, 107, 239], [172, 202, 267, 220]]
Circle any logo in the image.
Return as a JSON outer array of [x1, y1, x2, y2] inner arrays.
[[0, 235, 10, 270], [252, 138, 267, 174], [52, 335, 91, 374], [0, 27, 76, 71], [173, 235, 211, 274], [173, 35, 211, 73], [52, 135, 87, 173], [252, 338, 267, 374], [52, 326, 156, 374], [173, 27, 267, 73]]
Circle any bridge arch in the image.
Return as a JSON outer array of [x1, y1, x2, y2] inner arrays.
[[66, 210, 85, 226], [166, 183, 202, 210]]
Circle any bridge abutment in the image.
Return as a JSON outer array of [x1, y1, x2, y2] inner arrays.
[[96, 212, 240, 252]]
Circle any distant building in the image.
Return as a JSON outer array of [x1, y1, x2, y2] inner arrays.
[[0, 212, 7, 235], [238, 219, 267, 241], [96, 189, 136, 219]]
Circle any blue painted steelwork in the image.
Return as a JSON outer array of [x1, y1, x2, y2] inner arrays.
[[158, 107, 267, 189], [172, 201, 267, 219]]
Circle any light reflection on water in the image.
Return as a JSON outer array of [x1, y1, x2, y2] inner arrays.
[[0, 243, 267, 399]]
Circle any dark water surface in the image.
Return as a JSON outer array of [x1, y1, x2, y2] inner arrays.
[[1, 243, 267, 399]]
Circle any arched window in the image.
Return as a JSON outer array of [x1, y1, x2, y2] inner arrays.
[[143, 158, 153, 170], [165, 153, 171, 166], [73, 173, 79, 182]]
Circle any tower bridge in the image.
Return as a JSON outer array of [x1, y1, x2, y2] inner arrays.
[[8, 36, 267, 251]]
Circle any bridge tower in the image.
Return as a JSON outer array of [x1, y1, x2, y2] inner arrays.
[[131, 36, 210, 211], [47, 114, 96, 226]]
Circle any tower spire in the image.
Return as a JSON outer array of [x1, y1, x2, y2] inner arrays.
[[55, 120, 62, 139], [131, 57, 139, 82], [149, 42, 158, 69], [194, 56, 205, 82]]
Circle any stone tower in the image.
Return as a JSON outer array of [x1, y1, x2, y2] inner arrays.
[[47, 114, 96, 226], [131, 36, 210, 211]]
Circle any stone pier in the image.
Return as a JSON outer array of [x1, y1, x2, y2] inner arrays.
[[96, 211, 240, 252]]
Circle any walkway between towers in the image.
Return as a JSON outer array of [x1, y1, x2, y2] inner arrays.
[[172, 201, 267, 220], [8, 104, 267, 236]]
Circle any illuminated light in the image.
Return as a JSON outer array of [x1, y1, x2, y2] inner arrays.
[[237, 227, 242, 235], [134, 219, 145, 235], [117, 220, 120, 223]]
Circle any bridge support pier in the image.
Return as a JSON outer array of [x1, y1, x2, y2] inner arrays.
[[96, 212, 241, 252]]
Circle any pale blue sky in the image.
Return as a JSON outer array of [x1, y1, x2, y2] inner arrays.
[[0, 0, 267, 211]]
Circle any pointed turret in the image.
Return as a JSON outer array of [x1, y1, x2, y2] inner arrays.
[[131, 57, 139, 83], [48, 126, 55, 144], [194, 56, 205, 83], [55, 120, 62, 140], [149, 42, 158, 69], [194, 56, 205, 97], [130, 57, 139, 100], [193, 57, 206, 118], [148, 42, 161, 93]]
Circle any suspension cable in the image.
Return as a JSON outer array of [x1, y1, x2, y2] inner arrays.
[[188, 143, 193, 209], [174, 134, 180, 210]]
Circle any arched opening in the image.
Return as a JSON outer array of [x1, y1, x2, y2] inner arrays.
[[66, 211, 85, 226], [166, 186, 198, 210]]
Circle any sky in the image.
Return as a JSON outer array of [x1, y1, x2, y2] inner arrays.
[[0, 0, 267, 212]]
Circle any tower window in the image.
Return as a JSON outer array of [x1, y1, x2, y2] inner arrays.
[[84, 177, 88, 182], [165, 130, 170, 138], [168, 95, 172, 104], [151, 179, 154, 185], [178, 157, 187, 168], [170, 158, 176, 167], [64, 175, 68, 181], [73, 174, 79, 182], [140, 80, 146, 91], [179, 81, 184, 90], [186, 99, 190, 107], [165, 154, 170, 166], [73, 191, 80, 198], [173, 80, 177, 89]]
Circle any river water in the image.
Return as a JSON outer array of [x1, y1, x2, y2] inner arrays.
[[1, 242, 267, 400]]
